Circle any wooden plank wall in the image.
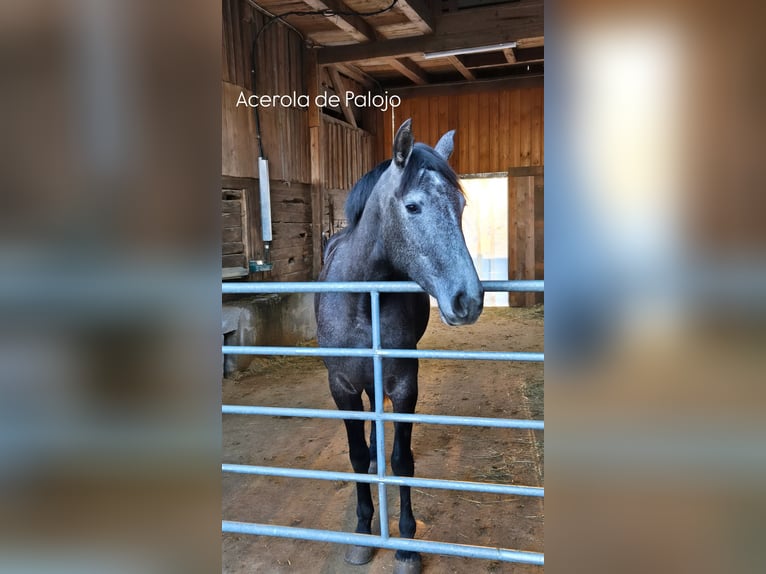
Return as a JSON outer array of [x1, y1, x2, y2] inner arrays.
[[508, 167, 545, 306], [376, 86, 544, 306], [222, 0, 380, 280], [222, 0, 309, 183], [375, 87, 544, 174], [322, 115, 377, 237]]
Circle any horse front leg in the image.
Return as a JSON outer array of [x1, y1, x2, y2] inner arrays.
[[365, 386, 378, 474], [390, 388, 421, 574], [334, 389, 376, 565]]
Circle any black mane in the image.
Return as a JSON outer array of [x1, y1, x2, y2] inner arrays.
[[344, 159, 391, 230], [344, 143, 462, 233]]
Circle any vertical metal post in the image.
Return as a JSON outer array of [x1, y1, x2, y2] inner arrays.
[[370, 291, 389, 539]]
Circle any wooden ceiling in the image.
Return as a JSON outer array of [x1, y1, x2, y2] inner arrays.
[[248, 0, 543, 90]]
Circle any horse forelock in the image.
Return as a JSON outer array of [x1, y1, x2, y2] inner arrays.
[[342, 144, 462, 236], [396, 143, 463, 201]]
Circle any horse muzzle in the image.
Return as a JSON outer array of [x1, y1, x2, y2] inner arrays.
[[438, 286, 484, 326]]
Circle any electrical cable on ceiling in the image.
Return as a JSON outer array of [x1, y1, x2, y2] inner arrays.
[[255, 0, 399, 44], [249, 0, 399, 157]]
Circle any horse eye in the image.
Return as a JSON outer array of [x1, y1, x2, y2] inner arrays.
[[405, 203, 420, 214]]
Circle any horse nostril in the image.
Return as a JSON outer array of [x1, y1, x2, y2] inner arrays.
[[451, 291, 468, 318]]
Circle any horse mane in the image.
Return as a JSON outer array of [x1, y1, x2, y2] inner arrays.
[[344, 159, 392, 230], [323, 143, 463, 261], [344, 143, 462, 232]]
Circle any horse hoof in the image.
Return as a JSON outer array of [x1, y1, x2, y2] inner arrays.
[[393, 554, 422, 574], [368, 461, 378, 474], [344, 544, 375, 565]]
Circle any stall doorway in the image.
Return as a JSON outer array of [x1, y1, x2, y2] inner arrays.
[[461, 175, 509, 307]]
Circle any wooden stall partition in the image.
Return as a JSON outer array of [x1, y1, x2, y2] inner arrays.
[[222, 0, 315, 281], [321, 115, 376, 236], [307, 48, 324, 279], [508, 166, 544, 307], [378, 85, 544, 174]]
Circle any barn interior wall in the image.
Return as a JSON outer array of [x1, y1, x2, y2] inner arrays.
[[222, 0, 379, 283], [375, 86, 545, 306], [222, 0, 383, 358], [376, 86, 544, 174]]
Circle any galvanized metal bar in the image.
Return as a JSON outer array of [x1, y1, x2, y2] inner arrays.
[[222, 280, 544, 294], [222, 345, 543, 362], [222, 463, 544, 497], [222, 405, 544, 430], [222, 278, 544, 564], [222, 521, 544, 565], [370, 290, 389, 539]]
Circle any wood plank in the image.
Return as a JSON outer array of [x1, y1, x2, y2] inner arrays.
[[510, 89, 521, 168], [387, 58, 428, 85], [457, 94, 469, 174], [383, 104, 394, 161], [328, 66, 357, 127], [307, 48, 324, 278], [508, 165, 544, 177], [499, 90, 510, 170], [272, 204, 312, 222], [223, 253, 247, 268], [488, 91, 500, 171], [508, 175, 535, 306], [478, 91, 489, 173], [222, 7, 230, 84], [223, 0, 236, 82], [388, 74, 543, 99], [534, 174, 544, 304], [437, 94, 449, 145], [503, 47, 516, 64], [317, 1, 544, 64], [519, 88, 533, 166], [335, 63, 376, 89], [428, 95, 439, 147], [395, 0, 435, 33], [223, 227, 243, 243], [540, 92, 544, 166], [222, 199, 242, 213], [222, 212, 241, 228], [231, 0, 244, 86], [517, 36, 544, 49], [446, 55, 475, 80], [419, 97, 430, 143], [223, 241, 245, 255], [242, 8, 254, 91], [530, 86, 543, 166], [303, 0, 376, 41], [468, 92, 479, 173]]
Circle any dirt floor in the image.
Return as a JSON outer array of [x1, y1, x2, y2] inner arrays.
[[222, 306, 544, 573]]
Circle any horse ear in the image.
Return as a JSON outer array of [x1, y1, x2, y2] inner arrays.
[[393, 118, 414, 168], [434, 129, 455, 160]]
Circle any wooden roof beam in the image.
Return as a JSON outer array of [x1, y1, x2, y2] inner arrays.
[[387, 57, 428, 85], [334, 63, 376, 90], [446, 55, 475, 80], [317, 1, 543, 64], [303, 0, 377, 42], [395, 0, 436, 34], [517, 36, 544, 49]]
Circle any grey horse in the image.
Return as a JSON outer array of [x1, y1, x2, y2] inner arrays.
[[315, 119, 484, 573]]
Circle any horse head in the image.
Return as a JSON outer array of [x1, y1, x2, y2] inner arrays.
[[380, 119, 484, 326]]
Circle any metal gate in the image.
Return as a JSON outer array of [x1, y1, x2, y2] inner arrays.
[[222, 280, 544, 566]]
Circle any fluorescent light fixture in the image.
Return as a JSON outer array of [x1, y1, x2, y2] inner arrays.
[[423, 42, 517, 60]]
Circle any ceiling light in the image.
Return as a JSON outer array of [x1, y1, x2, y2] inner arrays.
[[423, 42, 517, 60]]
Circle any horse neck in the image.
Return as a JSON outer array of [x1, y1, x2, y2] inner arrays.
[[341, 194, 397, 282]]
